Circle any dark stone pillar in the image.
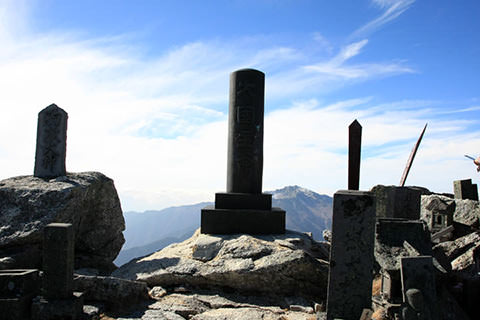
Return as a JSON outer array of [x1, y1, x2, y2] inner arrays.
[[348, 119, 362, 190], [34, 104, 68, 179], [326, 190, 376, 320], [43, 223, 74, 299], [454, 179, 479, 200], [227, 69, 264, 194], [201, 69, 285, 235]]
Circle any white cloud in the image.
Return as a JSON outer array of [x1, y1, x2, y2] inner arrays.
[[0, 1, 477, 213], [351, 0, 415, 39]]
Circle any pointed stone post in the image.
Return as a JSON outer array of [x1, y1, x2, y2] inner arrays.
[[34, 104, 68, 179], [348, 119, 362, 190]]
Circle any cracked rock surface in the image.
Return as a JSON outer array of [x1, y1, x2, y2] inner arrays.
[[113, 229, 329, 300]]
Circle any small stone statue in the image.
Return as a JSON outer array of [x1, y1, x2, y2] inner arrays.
[[401, 288, 431, 320]]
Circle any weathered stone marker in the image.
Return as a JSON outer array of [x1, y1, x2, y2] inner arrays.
[[34, 104, 68, 179], [32, 223, 84, 320], [43, 223, 74, 299], [348, 119, 362, 190], [326, 190, 376, 320], [201, 69, 285, 234], [453, 178, 479, 201]]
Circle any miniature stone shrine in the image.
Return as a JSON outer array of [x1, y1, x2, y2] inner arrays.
[[201, 69, 285, 234]]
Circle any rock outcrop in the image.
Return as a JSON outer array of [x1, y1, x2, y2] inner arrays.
[[113, 229, 329, 301], [0, 172, 125, 273]]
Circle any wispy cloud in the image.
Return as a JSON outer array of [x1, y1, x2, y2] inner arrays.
[[351, 0, 415, 39], [303, 39, 414, 80]]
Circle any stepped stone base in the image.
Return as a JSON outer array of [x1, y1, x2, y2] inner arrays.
[[215, 192, 272, 210], [201, 206, 285, 234]]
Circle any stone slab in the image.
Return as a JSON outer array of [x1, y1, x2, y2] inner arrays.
[[0, 269, 40, 297], [31, 292, 84, 320], [400, 256, 436, 319], [214, 192, 272, 210], [201, 206, 285, 234], [43, 223, 74, 299], [371, 185, 424, 220], [326, 190, 376, 320]]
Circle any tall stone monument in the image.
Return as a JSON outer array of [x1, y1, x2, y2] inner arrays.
[[201, 69, 285, 234], [326, 190, 376, 320], [34, 104, 68, 179]]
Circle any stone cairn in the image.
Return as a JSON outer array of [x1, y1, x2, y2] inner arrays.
[[201, 69, 285, 234], [34, 104, 68, 179]]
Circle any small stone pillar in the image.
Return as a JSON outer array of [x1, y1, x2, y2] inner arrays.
[[34, 104, 68, 179], [348, 119, 362, 190], [453, 179, 478, 201], [326, 190, 376, 320], [201, 69, 285, 234], [31, 223, 83, 320]]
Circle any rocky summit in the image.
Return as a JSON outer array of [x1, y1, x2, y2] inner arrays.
[[0, 172, 125, 273], [113, 229, 330, 301]]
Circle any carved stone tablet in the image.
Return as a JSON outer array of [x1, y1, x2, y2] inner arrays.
[[326, 190, 376, 320], [226, 69, 264, 194], [34, 104, 68, 179]]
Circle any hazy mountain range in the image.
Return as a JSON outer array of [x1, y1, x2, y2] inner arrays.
[[115, 186, 332, 266]]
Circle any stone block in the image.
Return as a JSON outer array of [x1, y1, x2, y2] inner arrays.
[[0, 269, 40, 320], [326, 190, 376, 320], [43, 223, 74, 299], [215, 192, 272, 210], [201, 206, 285, 234], [31, 292, 84, 320], [370, 185, 427, 220], [0, 269, 40, 297], [454, 179, 478, 200]]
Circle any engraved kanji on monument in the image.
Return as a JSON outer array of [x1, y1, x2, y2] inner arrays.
[[348, 119, 362, 190], [34, 104, 68, 179], [326, 190, 376, 320], [201, 69, 286, 234]]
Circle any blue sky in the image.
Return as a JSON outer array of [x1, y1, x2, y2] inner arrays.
[[1, 0, 480, 211]]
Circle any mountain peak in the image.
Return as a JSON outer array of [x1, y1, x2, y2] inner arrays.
[[270, 185, 317, 200]]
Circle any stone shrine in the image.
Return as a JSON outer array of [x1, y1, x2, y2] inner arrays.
[[201, 69, 285, 234], [34, 104, 68, 179]]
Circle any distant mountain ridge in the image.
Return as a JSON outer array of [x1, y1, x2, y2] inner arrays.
[[115, 186, 332, 266]]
